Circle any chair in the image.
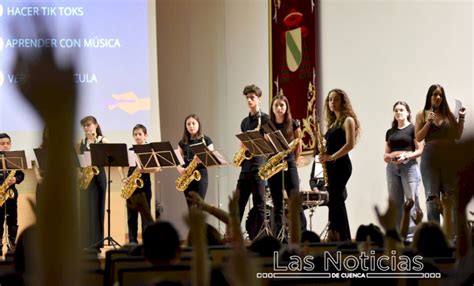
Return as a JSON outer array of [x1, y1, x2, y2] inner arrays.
[[104, 249, 129, 286], [112, 257, 150, 285], [119, 265, 191, 286]]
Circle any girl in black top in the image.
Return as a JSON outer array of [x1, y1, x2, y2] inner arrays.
[[268, 95, 306, 236], [384, 101, 423, 240], [78, 115, 109, 249], [177, 114, 214, 208], [319, 89, 360, 241], [415, 84, 466, 225]]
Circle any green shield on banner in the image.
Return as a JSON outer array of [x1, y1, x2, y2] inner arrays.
[[286, 28, 302, 72]]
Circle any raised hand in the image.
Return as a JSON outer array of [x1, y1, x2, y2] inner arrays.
[[403, 198, 414, 214], [185, 207, 210, 286], [412, 207, 423, 225], [374, 199, 398, 231], [187, 191, 204, 207]]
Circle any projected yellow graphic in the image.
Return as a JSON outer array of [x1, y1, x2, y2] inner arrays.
[[108, 91, 150, 114]]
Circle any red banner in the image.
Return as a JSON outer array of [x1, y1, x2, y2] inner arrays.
[[270, 0, 320, 153]]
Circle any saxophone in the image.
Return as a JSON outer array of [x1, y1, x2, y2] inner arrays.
[[315, 119, 329, 187], [258, 138, 301, 180], [79, 166, 100, 190], [0, 170, 16, 207], [121, 168, 144, 200], [175, 158, 201, 192], [232, 147, 253, 167]]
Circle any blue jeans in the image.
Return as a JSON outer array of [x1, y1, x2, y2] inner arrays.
[[386, 159, 420, 238], [420, 142, 456, 223]]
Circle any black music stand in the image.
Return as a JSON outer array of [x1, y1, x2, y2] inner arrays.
[[33, 148, 48, 171], [262, 122, 290, 154], [261, 124, 294, 240], [89, 143, 128, 249], [0, 151, 27, 171], [235, 131, 275, 239], [189, 142, 228, 232], [189, 142, 227, 168], [133, 142, 181, 218], [0, 151, 27, 253], [235, 130, 275, 159], [132, 141, 181, 169]]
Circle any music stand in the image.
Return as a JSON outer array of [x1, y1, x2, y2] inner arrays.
[[262, 123, 290, 154], [235, 130, 275, 158], [33, 148, 47, 171], [263, 123, 298, 241], [132, 141, 181, 169], [189, 143, 228, 233], [0, 151, 27, 253], [235, 131, 276, 240], [89, 143, 128, 249]]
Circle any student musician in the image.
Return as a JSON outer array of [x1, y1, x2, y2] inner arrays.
[[121, 124, 156, 244], [234, 84, 270, 239], [318, 89, 360, 241], [0, 133, 25, 255], [177, 114, 214, 208], [77, 116, 109, 250], [267, 95, 306, 235]]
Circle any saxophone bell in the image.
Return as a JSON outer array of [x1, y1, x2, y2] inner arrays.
[[175, 158, 201, 192], [79, 166, 100, 190], [136, 177, 144, 188], [0, 170, 16, 207], [232, 147, 253, 167], [121, 168, 144, 200]]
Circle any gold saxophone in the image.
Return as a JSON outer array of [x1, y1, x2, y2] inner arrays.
[[175, 158, 201, 192], [121, 168, 144, 200], [232, 147, 253, 167], [79, 166, 100, 190], [315, 119, 329, 187], [0, 170, 16, 207], [258, 138, 301, 180]]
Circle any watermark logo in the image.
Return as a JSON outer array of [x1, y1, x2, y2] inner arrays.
[[256, 251, 442, 280]]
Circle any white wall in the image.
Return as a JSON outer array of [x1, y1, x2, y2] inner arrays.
[[156, 0, 473, 238]]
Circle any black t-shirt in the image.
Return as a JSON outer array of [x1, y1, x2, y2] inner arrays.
[[385, 124, 416, 152], [273, 119, 300, 163], [240, 111, 270, 173], [178, 135, 213, 169]]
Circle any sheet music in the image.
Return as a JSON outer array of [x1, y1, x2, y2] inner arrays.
[[312, 156, 324, 178], [174, 149, 185, 165], [77, 151, 92, 167], [128, 151, 137, 168], [454, 98, 463, 119]]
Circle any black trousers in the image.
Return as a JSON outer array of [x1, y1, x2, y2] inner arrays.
[[80, 169, 106, 248], [127, 189, 153, 243], [268, 164, 307, 235], [237, 172, 265, 240], [184, 168, 208, 209], [0, 189, 18, 247], [326, 157, 352, 241]]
